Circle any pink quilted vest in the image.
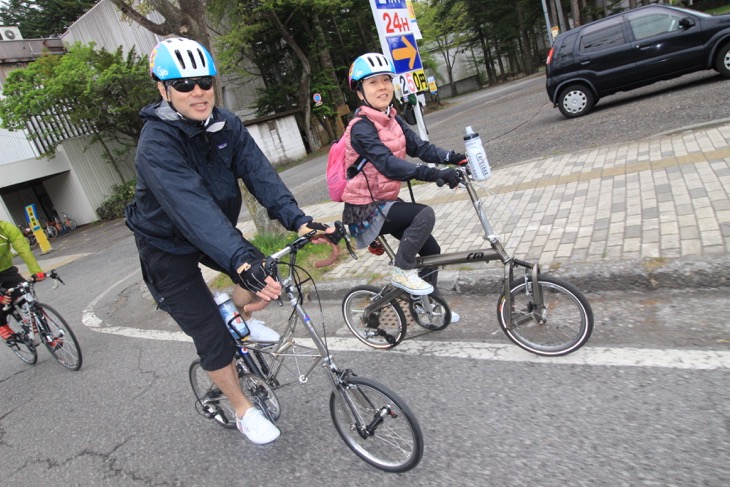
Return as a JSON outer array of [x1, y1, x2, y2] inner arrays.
[[341, 106, 406, 205]]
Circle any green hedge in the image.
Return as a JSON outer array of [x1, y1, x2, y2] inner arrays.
[[97, 179, 136, 221]]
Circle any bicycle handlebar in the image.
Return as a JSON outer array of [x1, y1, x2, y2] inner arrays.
[[435, 168, 467, 188], [2, 269, 64, 311], [246, 222, 354, 313]]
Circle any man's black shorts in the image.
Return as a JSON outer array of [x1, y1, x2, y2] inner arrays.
[[135, 237, 234, 371]]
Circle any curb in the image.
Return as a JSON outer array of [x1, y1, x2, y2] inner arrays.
[[304, 254, 730, 302]]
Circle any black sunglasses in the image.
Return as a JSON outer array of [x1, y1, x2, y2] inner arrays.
[[166, 76, 214, 93]]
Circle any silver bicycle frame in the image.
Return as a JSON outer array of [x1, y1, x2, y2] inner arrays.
[[370, 170, 545, 321]]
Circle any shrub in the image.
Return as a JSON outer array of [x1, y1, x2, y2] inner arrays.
[[97, 179, 136, 220]]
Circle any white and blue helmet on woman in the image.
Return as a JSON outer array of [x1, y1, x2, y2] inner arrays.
[[348, 52, 395, 91]]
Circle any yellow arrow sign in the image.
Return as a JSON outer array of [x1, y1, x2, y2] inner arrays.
[[392, 36, 418, 70]]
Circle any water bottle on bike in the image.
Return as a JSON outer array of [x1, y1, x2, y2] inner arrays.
[[463, 126, 491, 181], [214, 293, 249, 340]]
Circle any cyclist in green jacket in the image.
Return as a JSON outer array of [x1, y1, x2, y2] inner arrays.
[[0, 220, 46, 343]]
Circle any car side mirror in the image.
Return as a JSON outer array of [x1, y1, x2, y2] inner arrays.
[[679, 17, 695, 29]]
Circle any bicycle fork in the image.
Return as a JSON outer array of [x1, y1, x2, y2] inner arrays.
[[335, 374, 398, 439]]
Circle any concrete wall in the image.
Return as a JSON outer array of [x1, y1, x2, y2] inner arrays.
[[242, 112, 307, 167]]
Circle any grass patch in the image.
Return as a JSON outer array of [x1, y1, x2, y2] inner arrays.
[[708, 5, 730, 14], [209, 231, 348, 290]]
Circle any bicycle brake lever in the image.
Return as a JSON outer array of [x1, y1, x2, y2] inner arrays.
[[334, 221, 358, 261]]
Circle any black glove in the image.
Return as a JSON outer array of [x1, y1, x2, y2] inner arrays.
[[437, 168, 461, 189], [444, 151, 468, 166], [237, 260, 270, 294]]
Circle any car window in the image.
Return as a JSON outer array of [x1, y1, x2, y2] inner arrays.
[[556, 32, 578, 58], [628, 10, 684, 40], [579, 18, 626, 53]]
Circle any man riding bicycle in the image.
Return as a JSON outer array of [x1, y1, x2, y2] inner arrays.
[[125, 38, 329, 446], [0, 220, 46, 343]]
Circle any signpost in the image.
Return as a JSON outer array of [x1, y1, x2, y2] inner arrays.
[[369, 0, 429, 139], [25, 204, 51, 253]]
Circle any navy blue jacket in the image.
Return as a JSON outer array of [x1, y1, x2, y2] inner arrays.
[[125, 101, 311, 276]]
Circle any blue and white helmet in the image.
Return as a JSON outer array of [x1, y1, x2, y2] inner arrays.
[[149, 37, 217, 81], [348, 53, 394, 91]]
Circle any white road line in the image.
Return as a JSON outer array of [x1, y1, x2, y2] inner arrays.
[[84, 273, 730, 371]]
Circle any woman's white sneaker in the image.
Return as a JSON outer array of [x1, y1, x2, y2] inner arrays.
[[391, 267, 433, 295], [236, 408, 280, 445]]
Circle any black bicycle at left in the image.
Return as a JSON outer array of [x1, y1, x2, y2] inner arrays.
[[2, 270, 82, 371]]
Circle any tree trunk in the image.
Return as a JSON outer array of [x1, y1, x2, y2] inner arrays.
[[240, 181, 284, 235], [570, 0, 581, 27], [516, 5, 535, 74], [267, 8, 321, 152]]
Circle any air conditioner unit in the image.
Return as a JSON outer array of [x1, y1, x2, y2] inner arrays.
[[0, 26, 23, 41]]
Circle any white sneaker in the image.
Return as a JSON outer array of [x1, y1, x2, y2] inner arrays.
[[245, 318, 280, 342], [391, 267, 434, 295], [450, 310, 460, 323], [236, 407, 280, 445]]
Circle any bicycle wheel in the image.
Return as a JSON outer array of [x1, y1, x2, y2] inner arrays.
[[342, 285, 406, 349], [46, 226, 58, 239], [32, 304, 82, 370], [5, 315, 37, 365], [329, 376, 423, 473], [189, 359, 237, 429], [408, 293, 451, 331], [67, 220, 77, 231], [497, 274, 593, 356]]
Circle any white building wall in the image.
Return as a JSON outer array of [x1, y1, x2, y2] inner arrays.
[[0, 128, 40, 165], [61, 0, 163, 56], [243, 114, 307, 166]]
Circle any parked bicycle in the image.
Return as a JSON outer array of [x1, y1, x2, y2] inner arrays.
[[189, 222, 423, 473], [45, 213, 77, 239], [18, 224, 38, 248], [341, 167, 594, 357], [2, 270, 82, 370], [45, 220, 58, 239]]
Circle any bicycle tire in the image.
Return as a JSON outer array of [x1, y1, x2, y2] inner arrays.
[[329, 375, 424, 473], [46, 226, 58, 239], [33, 304, 82, 370], [189, 359, 237, 429], [342, 285, 406, 349], [496, 274, 593, 356], [407, 293, 451, 331], [67, 220, 77, 231], [5, 315, 37, 365]]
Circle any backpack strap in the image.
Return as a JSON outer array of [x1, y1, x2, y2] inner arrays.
[[345, 115, 369, 180]]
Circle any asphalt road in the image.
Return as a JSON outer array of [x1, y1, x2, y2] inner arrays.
[[1, 72, 729, 486]]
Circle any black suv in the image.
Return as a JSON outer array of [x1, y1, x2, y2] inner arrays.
[[546, 5, 730, 118]]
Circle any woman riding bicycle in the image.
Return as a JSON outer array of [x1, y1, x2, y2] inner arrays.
[[340, 53, 466, 319], [0, 220, 46, 343]]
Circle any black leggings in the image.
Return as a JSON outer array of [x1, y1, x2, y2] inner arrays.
[[380, 202, 440, 269]]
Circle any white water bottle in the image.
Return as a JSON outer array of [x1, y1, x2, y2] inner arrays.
[[463, 126, 491, 181], [214, 293, 249, 339]]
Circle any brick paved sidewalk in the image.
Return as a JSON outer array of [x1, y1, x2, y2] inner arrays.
[[237, 121, 730, 284]]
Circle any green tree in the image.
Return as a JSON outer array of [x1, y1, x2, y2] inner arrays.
[[0, 42, 157, 182], [0, 0, 98, 39]]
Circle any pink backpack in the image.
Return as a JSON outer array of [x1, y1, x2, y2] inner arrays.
[[326, 117, 367, 202]]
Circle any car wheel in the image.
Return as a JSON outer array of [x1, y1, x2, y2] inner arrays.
[[715, 43, 730, 78], [557, 84, 595, 118]]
